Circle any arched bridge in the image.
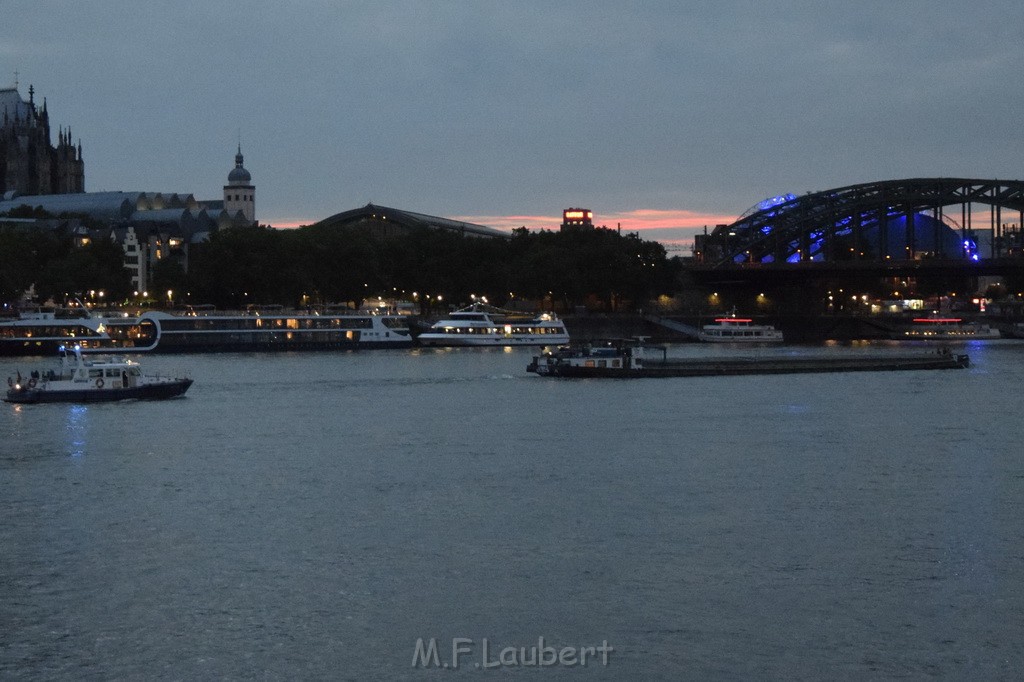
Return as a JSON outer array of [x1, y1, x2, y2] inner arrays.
[[696, 178, 1024, 269]]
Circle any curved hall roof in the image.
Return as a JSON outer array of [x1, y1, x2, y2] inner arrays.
[[315, 203, 508, 239], [0, 191, 205, 223], [0, 192, 138, 221]]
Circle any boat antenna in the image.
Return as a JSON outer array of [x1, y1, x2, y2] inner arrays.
[[72, 297, 92, 319]]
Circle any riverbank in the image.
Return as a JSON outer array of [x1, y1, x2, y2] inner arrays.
[[560, 312, 1023, 344]]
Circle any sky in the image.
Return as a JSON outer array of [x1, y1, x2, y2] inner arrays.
[[4, 1, 1024, 252]]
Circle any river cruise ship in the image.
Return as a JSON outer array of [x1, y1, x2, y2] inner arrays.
[[0, 311, 156, 356], [416, 305, 570, 347], [0, 309, 412, 354], [133, 310, 412, 352]]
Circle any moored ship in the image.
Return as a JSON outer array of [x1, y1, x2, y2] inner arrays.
[[0, 309, 413, 354], [134, 310, 413, 352], [0, 310, 157, 356], [698, 314, 784, 343], [416, 304, 570, 347]]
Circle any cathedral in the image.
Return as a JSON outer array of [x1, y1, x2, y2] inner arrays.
[[0, 82, 84, 197]]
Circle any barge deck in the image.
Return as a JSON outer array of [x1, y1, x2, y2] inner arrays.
[[527, 343, 969, 378]]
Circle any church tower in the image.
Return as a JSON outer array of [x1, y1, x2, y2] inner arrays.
[[223, 144, 255, 224]]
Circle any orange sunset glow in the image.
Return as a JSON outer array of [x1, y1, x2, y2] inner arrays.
[[456, 209, 739, 252], [265, 208, 739, 253]]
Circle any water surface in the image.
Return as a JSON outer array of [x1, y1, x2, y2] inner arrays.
[[2, 342, 1023, 679]]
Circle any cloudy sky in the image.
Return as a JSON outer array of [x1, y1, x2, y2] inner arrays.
[[4, 1, 1023, 251]]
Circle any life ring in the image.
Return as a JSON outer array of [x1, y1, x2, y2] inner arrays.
[[95, 378, 104, 389], [27, 378, 37, 389]]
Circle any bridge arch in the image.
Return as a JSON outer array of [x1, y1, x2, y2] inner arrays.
[[698, 178, 1024, 267]]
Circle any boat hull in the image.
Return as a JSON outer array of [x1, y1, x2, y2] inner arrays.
[[696, 334, 785, 343], [5, 379, 193, 403], [529, 354, 969, 378], [418, 334, 570, 347], [891, 331, 1001, 341], [143, 339, 413, 353]]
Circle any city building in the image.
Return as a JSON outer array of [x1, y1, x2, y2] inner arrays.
[[560, 208, 594, 231]]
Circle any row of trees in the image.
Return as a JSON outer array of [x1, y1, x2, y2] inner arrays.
[[0, 227, 132, 304], [2, 223, 680, 312], [179, 224, 679, 311]]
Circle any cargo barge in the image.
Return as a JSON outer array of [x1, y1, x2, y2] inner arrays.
[[527, 341, 969, 378]]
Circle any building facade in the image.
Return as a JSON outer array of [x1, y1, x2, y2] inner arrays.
[[0, 84, 84, 197], [560, 208, 594, 231]]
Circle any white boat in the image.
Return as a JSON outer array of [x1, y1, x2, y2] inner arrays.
[[698, 314, 784, 343], [416, 305, 570, 347], [894, 317, 1001, 340], [4, 345, 192, 404]]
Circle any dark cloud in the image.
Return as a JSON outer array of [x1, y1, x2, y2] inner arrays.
[[5, 1, 1023, 232]]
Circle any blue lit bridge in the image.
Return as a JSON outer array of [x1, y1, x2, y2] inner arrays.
[[692, 179, 1024, 285]]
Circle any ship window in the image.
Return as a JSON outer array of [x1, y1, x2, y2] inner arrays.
[[88, 369, 103, 378], [105, 369, 120, 377]]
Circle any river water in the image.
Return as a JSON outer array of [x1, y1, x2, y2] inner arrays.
[[2, 341, 1023, 680]]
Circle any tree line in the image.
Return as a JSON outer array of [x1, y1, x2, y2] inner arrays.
[[2, 221, 680, 312], [0, 226, 131, 304], [180, 224, 679, 311]]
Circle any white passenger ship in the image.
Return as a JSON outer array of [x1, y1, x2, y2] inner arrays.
[[698, 314, 784, 343], [416, 305, 570, 347]]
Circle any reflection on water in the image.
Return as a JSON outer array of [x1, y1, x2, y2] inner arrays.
[[66, 404, 88, 458]]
